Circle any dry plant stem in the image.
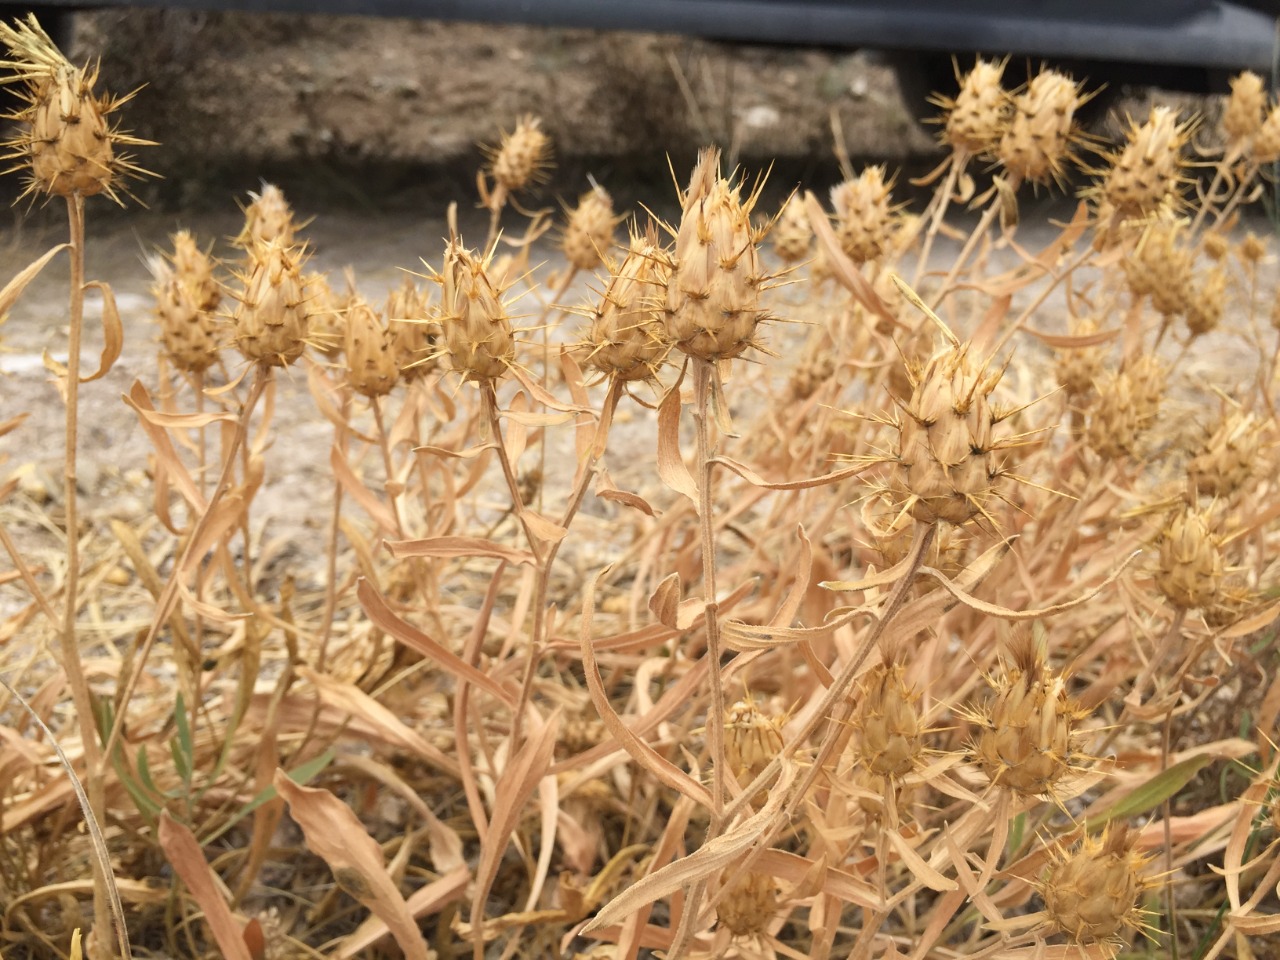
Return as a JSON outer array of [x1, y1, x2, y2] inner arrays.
[[913, 153, 967, 289], [693, 358, 727, 818], [56, 191, 114, 960], [103, 365, 272, 760], [930, 185, 1008, 309], [729, 522, 938, 825], [482, 381, 546, 745], [0, 524, 61, 626], [316, 390, 351, 672], [1189, 161, 1231, 234]]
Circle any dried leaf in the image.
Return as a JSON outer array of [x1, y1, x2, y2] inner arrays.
[[158, 812, 254, 960], [330, 445, 399, 534], [300, 666, 460, 777], [0, 244, 67, 316], [656, 377, 697, 502], [387, 535, 535, 565], [648, 572, 682, 629], [274, 773, 432, 960], [80, 281, 123, 382], [357, 578, 517, 708]]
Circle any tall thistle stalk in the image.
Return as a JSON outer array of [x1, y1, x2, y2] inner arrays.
[[0, 16, 152, 957]]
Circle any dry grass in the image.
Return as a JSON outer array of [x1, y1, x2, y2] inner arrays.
[[2, 22, 1279, 960]]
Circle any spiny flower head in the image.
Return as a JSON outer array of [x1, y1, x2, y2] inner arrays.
[[231, 238, 312, 368], [829, 165, 898, 266], [936, 57, 1009, 156], [385, 275, 438, 381], [561, 184, 619, 271], [1223, 71, 1267, 152], [583, 224, 672, 383], [997, 69, 1087, 186], [1039, 824, 1155, 947], [664, 146, 774, 362], [969, 631, 1091, 797], [343, 297, 399, 398], [772, 191, 812, 264], [485, 114, 552, 197], [431, 234, 516, 383], [1098, 106, 1193, 218], [235, 183, 297, 249], [1154, 503, 1224, 611], [891, 339, 1010, 527], [0, 14, 153, 203]]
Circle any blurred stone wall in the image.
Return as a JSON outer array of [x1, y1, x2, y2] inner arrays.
[[71, 8, 937, 194]]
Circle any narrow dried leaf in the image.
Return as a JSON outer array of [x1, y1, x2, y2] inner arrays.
[[158, 812, 254, 960], [330, 445, 399, 534], [712, 455, 869, 490], [0, 244, 67, 317], [357, 578, 517, 708], [387, 535, 535, 565], [300, 666, 460, 777], [471, 711, 562, 940]]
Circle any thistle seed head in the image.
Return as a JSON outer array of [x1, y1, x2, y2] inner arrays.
[[1100, 107, 1191, 218], [1053, 317, 1107, 398], [487, 114, 552, 196], [664, 146, 773, 362], [0, 14, 153, 203], [584, 224, 672, 383], [892, 344, 1006, 527], [852, 661, 923, 780], [1187, 412, 1269, 496], [1155, 504, 1224, 610], [940, 58, 1008, 156], [343, 297, 399, 398], [235, 183, 297, 249], [231, 238, 312, 368], [561, 185, 619, 272], [1224, 71, 1267, 149], [971, 633, 1089, 797], [772, 191, 812, 264], [433, 235, 516, 383], [716, 869, 777, 938], [385, 276, 438, 381], [1250, 103, 1280, 166], [1040, 825, 1153, 946], [997, 69, 1085, 186], [830, 165, 898, 266], [149, 250, 220, 374]]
